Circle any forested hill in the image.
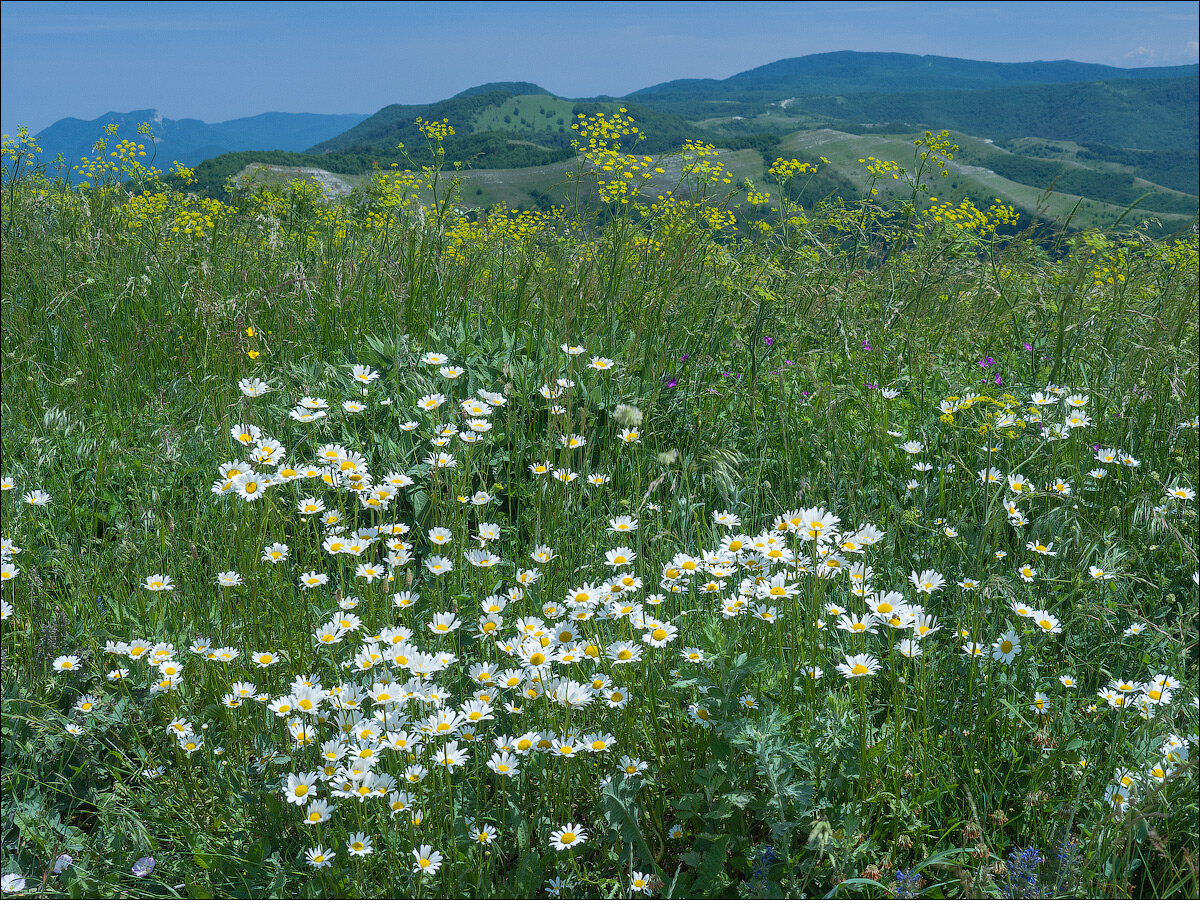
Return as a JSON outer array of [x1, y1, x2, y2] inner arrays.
[[631, 51, 1199, 98]]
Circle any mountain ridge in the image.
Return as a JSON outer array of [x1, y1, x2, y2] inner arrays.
[[632, 51, 1200, 97], [32, 109, 369, 172]]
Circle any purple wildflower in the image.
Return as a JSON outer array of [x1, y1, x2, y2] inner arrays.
[[132, 857, 155, 878]]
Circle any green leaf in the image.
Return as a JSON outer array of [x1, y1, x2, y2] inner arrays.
[[602, 775, 655, 866], [514, 850, 542, 896], [692, 834, 729, 896]]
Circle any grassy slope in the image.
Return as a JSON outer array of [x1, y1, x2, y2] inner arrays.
[[471, 95, 577, 138], [234, 127, 1195, 236], [776, 130, 1196, 231]]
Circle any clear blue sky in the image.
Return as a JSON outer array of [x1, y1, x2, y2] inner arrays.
[[3, 0, 1198, 136]]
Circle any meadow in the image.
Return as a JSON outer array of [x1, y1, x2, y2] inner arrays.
[[1, 116, 1197, 898]]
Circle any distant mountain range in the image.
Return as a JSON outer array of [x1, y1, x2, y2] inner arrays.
[[32, 109, 369, 172], [631, 51, 1198, 99]]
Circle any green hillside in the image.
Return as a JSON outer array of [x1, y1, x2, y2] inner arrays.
[[639, 76, 1199, 152], [793, 77, 1199, 151]]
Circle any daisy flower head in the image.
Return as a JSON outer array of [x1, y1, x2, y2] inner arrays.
[[992, 629, 1021, 664], [302, 799, 335, 825], [910, 569, 945, 594], [1031, 611, 1061, 634], [1007, 474, 1030, 494], [588, 356, 615, 371], [262, 542, 289, 563], [143, 574, 174, 592], [550, 823, 589, 851], [238, 377, 272, 397], [713, 509, 741, 528], [305, 845, 335, 869], [230, 422, 261, 446], [412, 845, 443, 876], [680, 647, 707, 664], [351, 364, 380, 387], [299, 571, 329, 590], [53, 655, 81, 673], [836, 653, 880, 679], [425, 555, 453, 576], [417, 393, 446, 412], [233, 472, 269, 501], [631, 872, 654, 895], [23, 490, 51, 506], [962, 642, 986, 659]]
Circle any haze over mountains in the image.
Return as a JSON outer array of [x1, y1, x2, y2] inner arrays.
[[27, 51, 1199, 232], [32, 110, 369, 170]]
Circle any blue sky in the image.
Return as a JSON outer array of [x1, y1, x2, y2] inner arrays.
[[3, 0, 1198, 136]]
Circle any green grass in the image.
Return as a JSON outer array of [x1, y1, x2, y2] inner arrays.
[[2, 123, 1197, 899], [472, 95, 577, 138]]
